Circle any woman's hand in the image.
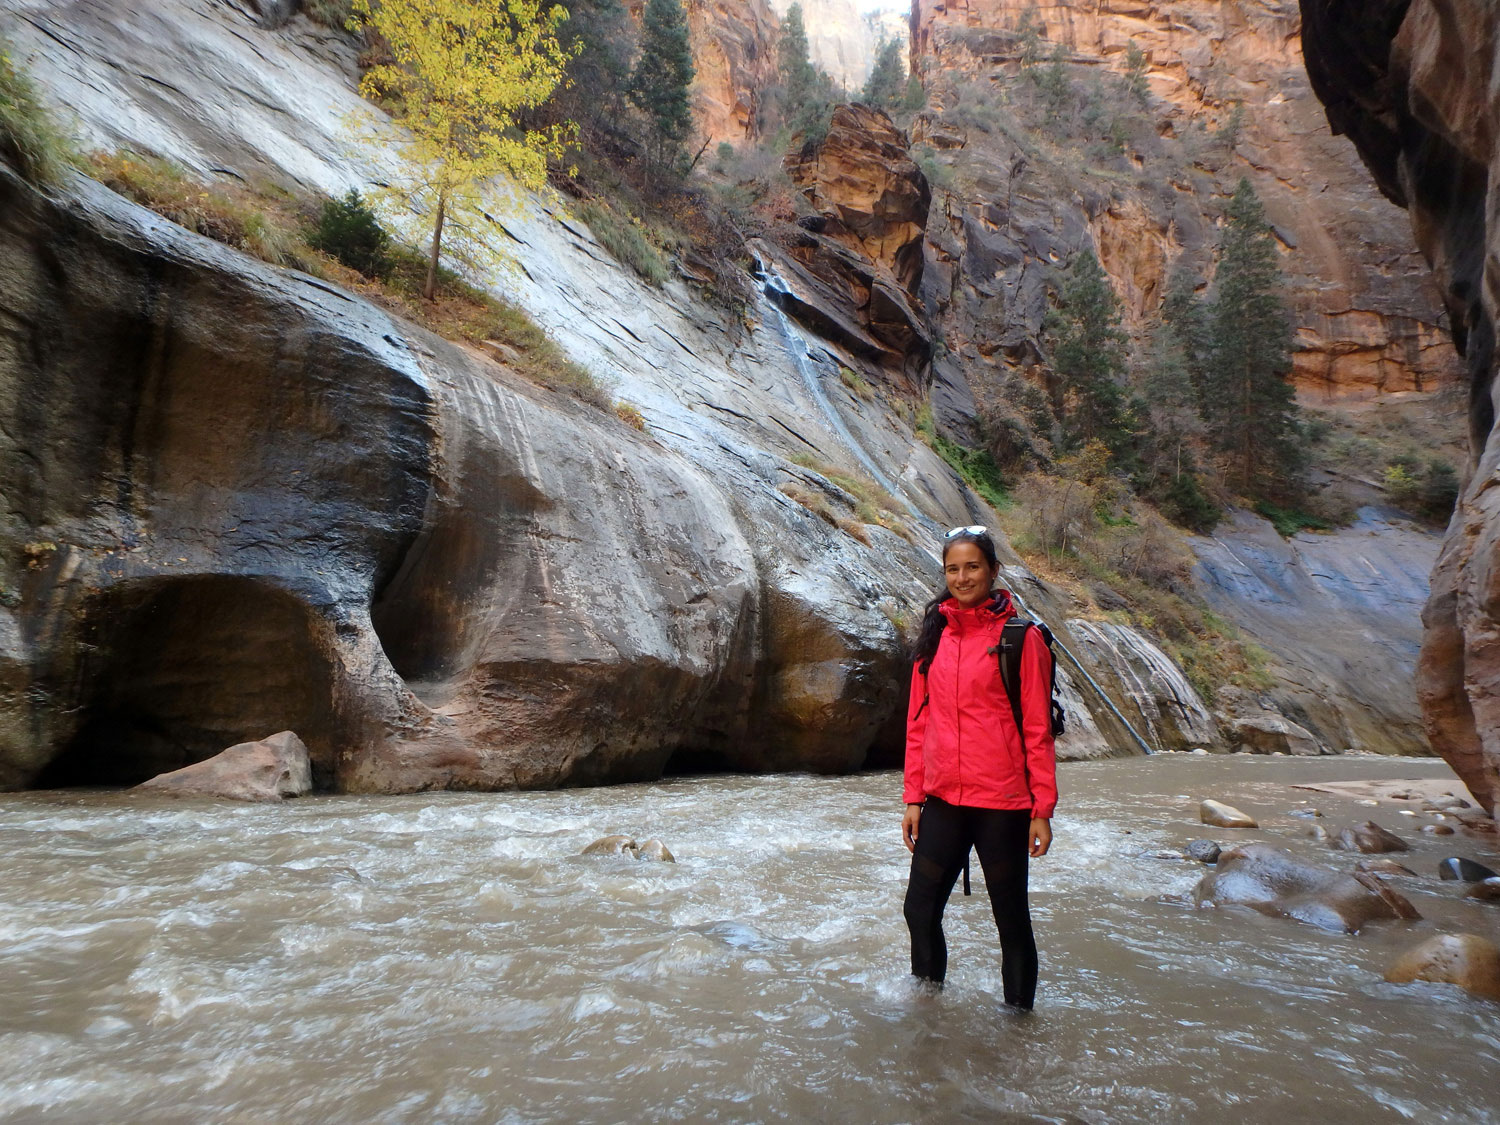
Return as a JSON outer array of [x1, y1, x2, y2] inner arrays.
[[902, 803, 923, 852], [1028, 817, 1052, 857]]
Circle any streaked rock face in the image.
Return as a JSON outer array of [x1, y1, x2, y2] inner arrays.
[[1301, 0, 1500, 813]]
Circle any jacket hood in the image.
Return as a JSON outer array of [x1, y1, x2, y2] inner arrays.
[[939, 588, 1013, 623]]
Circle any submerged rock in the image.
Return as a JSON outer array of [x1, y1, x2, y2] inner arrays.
[[636, 838, 676, 863], [1195, 843, 1420, 933], [1465, 878, 1500, 902], [1385, 934, 1500, 1002], [1356, 858, 1418, 877], [1186, 839, 1222, 864], [1334, 821, 1409, 854], [1421, 823, 1456, 836], [135, 731, 310, 802], [1438, 857, 1499, 883], [1200, 800, 1258, 829], [582, 835, 638, 856]]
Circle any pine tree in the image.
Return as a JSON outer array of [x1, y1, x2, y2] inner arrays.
[[1204, 178, 1299, 496], [629, 0, 695, 162], [552, 0, 633, 131], [1136, 325, 1219, 530], [862, 37, 905, 109], [349, 0, 575, 299], [1046, 249, 1131, 456], [778, 3, 832, 138], [1161, 265, 1210, 405]]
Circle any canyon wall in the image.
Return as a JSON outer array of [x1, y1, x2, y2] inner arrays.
[[0, 0, 1231, 791], [910, 0, 1458, 400], [1302, 0, 1500, 812]]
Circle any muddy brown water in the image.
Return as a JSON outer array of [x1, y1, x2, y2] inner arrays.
[[2, 756, 1498, 1124]]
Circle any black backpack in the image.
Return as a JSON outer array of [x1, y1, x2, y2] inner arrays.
[[991, 618, 1066, 741]]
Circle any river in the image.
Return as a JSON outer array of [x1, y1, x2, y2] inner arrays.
[[2, 756, 1497, 1124]]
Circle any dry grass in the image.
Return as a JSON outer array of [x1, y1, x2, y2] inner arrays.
[[614, 401, 646, 431], [788, 452, 910, 539], [87, 151, 610, 410]]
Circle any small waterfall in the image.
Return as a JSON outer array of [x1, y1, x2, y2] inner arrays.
[[1065, 620, 1219, 750], [757, 268, 906, 503]]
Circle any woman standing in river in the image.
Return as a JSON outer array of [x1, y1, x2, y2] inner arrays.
[[901, 526, 1058, 1011]]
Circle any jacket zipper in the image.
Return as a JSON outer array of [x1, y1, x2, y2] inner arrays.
[[954, 626, 963, 805]]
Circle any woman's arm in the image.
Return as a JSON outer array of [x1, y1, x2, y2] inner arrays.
[[902, 663, 929, 807], [1019, 627, 1058, 820]]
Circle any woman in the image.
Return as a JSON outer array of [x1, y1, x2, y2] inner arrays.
[[901, 526, 1057, 1010]]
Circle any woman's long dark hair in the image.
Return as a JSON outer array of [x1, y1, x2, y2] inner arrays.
[[912, 529, 1004, 674]]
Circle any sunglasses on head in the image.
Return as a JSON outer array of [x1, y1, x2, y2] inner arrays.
[[944, 525, 988, 539]]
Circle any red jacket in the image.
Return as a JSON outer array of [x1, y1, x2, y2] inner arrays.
[[903, 592, 1059, 817]]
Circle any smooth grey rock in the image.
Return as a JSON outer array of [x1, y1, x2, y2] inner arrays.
[[136, 731, 310, 802], [1200, 799, 1258, 829], [1334, 821, 1409, 854], [1439, 857, 1500, 883], [1186, 839, 1222, 864], [1195, 843, 1420, 933]]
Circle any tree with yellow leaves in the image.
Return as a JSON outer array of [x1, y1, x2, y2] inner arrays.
[[350, 0, 576, 299]]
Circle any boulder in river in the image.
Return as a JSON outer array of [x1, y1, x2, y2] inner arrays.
[[1195, 843, 1420, 933], [1465, 878, 1500, 902], [1186, 839, 1222, 864], [636, 838, 676, 863], [1421, 823, 1456, 836], [1334, 821, 1409, 853], [1356, 858, 1418, 877], [1439, 857, 1499, 883], [1385, 934, 1500, 1002], [582, 835, 638, 856], [1200, 800, 1258, 829], [135, 731, 310, 802]]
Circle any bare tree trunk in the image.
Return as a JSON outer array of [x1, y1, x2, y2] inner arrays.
[[423, 191, 447, 301]]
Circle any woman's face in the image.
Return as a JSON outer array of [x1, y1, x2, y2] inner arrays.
[[944, 541, 997, 608]]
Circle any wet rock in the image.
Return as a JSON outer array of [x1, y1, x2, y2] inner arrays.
[[1200, 800, 1258, 829], [1421, 823, 1456, 836], [1306, 825, 1330, 842], [1186, 839, 1222, 864], [1356, 858, 1418, 877], [1290, 808, 1324, 819], [1385, 934, 1500, 1002], [1195, 843, 1420, 933], [1425, 795, 1473, 812], [582, 835, 638, 856], [636, 838, 676, 863], [1227, 712, 1325, 757], [135, 731, 310, 802], [1465, 878, 1500, 902], [1334, 821, 1409, 853], [1439, 857, 1500, 883]]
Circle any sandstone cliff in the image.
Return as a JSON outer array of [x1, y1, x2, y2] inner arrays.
[[910, 0, 1458, 400], [1302, 0, 1500, 812], [0, 0, 1228, 791]]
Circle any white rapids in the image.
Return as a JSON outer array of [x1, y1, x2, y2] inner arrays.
[[1, 756, 1497, 1124]]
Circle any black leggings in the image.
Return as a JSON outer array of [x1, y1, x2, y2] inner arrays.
[[902, 797, 1038, 1008]]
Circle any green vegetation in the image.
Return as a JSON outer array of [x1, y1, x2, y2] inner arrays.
[[839, 366, 874, 399], [305, 0, 354, 29], [614, 401, 647, 430], [0, 36, 80, 184], [1045, 249, 1131, 457], [1253, 501, 1330, 538], [92, 151, 607, 409], [862, 38, 906, 110], [629, 0, 696, 167], [308, 189, 390, 278], [575, 199, 670, 285], [789, 453, 910, 539], [348, 0, 575, 298], [777, 3, 835, 142]]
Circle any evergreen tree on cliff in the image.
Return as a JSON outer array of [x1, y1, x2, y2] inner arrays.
[[551, 0, 634, 132], [862, 37, 906, 109], [1046, 248, 1131, 457], [778, 3, 832, 139], [349, 0, 575, 300], [1204, 178, 1300, 495], [629, 0, 695, 164]]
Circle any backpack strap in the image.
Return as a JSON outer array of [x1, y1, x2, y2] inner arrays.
[[995, 618, 1031, 737]]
